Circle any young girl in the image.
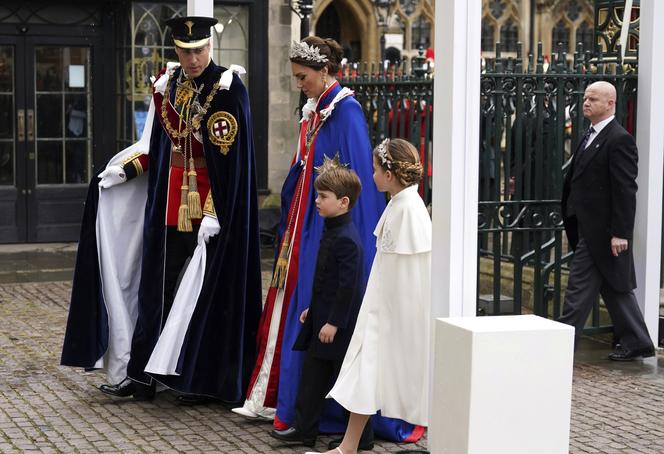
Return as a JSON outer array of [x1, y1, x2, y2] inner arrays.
[[308, 138, 432, 454]]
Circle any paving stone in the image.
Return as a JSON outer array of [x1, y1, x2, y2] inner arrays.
[[1, 281, 662, 452]]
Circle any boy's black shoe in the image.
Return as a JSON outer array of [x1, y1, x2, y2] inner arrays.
[[328, 437, 374, 451], [270, 427, 316, 447]]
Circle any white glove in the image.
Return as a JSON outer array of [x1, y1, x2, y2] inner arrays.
[[198, 215, 221, 244], [98, 165, 127, 189]]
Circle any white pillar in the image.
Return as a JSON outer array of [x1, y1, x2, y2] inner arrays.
[[634, 0, 664, 346], [187, 0, 213, 17], [431, 0, 481, 319], [430, 0, 481, 451]]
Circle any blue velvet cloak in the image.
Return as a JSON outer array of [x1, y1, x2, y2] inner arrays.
[[275, 84, 422, 441], [62, 62, 262, 402]]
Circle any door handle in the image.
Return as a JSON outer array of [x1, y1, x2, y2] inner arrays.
[[17, 109, 25, 142], [27, 109, 35, 141]]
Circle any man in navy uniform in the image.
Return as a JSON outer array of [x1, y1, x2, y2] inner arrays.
[[61, 16, 262, 403]]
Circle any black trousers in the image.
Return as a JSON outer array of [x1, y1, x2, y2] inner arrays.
[[558, 237, 653, 351], [294, 350, 374, 444], [163, 225, 199, 321]]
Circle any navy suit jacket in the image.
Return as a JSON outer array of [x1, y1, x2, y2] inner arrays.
[[293, 211, 365, 360]]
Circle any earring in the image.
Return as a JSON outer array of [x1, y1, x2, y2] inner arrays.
[[322, 74, 328, 89]]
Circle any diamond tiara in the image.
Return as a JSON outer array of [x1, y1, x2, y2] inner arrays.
[[289, 41, 329, 64]]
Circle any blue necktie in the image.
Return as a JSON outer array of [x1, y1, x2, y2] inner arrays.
[[577, 126, 595, 153]]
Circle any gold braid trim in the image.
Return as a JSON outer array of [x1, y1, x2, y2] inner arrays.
[[270, 230, 291, 289], [202, 191, 216, 218], [121, 152, 143, 166], [132, 159, 144, 176]]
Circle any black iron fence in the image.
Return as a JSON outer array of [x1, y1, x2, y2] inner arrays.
[[342, 42, 639, 334], [341, 53, 434, 201]]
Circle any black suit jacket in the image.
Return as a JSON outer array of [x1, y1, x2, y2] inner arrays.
[[561, 118, 638, 292], [292, 212, 365, 360]]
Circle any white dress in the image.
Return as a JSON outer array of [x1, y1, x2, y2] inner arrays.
[[328, 185, 432, 426]]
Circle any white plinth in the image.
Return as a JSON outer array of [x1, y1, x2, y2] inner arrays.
[[430, 315, 574, 454]]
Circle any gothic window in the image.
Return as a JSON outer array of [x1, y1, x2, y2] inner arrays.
[[411, 15, 431, 49], [489, 0, 506, 20], [118, 2, 249, 144], [482, 18, 495, 52], [566, 0, 582, 22], [387, 14, 406, 50], [552, 20, 571, 53], [500, 19, 518, 52], [399, 0, 417, 16], [575, 21, 594, 53], [391, 14, 406, 34]]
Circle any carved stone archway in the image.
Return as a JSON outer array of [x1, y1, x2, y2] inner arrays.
[[312, 0, 380, 61]]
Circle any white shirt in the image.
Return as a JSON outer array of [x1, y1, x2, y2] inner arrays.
[[586, 115, 615, 148]]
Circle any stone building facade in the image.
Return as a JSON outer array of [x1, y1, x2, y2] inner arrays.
[[264, 0, 601, 194]]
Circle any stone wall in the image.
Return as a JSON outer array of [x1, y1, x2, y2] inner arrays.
[[267, 0, 301, 195]]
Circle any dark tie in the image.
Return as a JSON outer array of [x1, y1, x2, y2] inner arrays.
[[567, 126, 596, 217], [577, 126, 595, 153]]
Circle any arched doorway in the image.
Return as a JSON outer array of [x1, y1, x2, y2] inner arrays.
[[315, 3, 340, 43], [313, 0, 372, 61]]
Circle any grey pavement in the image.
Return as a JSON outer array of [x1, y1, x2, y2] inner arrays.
[[0, 280, 428, 453], [0, 246, 663, 452]]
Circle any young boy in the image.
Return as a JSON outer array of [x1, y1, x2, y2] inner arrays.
[[270, 160, 374, 449]]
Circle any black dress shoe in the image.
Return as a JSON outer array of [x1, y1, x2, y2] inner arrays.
[[608, 346, 656, 361], [99, 378, 136, 397], [270, 427, 315, 447], [176, 394, 214, 405], [328, 436, 374, 451], [132, 382, 156, 401]]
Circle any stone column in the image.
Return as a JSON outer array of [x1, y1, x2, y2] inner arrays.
[[267, 1, 301, 194], [633, 0, 664, 346], [430, 0, 482, 449]]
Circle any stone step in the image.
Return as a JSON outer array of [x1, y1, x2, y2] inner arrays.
[[0, 243, 76, 283]]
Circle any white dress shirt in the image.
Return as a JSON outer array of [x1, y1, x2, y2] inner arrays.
[[585, 115, 615, 148]]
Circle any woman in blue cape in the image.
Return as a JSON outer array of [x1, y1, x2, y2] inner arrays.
[[232, 36, 425, 444]]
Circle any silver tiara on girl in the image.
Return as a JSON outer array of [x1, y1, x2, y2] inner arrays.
[[289, 41, 329, 63], [377, 138, 392, 169]]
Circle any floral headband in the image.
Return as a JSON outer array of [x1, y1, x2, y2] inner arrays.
[[377, 138, 392, 169], [289, 41, 329, 63]]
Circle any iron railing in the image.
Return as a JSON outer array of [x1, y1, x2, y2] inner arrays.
[[342, 42, 638, 334], [479, 42, 637, 333], [341, 52, 433, 202]]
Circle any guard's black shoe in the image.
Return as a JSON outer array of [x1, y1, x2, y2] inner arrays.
[[608, 346, 656, 361], [328, 436, 374, 451], [176, 394, 214, 405], [270, 427, 315, 447], [99, 378, 136, 397]]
